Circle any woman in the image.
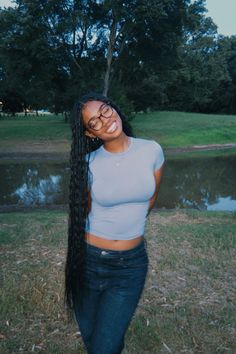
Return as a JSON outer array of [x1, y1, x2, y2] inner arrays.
[[64, 92, 164, 354]]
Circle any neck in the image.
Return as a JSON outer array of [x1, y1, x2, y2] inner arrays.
[[103, 133, 130, 153]]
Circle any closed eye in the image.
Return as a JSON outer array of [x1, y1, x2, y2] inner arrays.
[[88, 118, 97, 128], [101, 105, 109, 114]]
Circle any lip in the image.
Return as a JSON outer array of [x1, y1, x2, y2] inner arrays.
[[105, 119, 118, 133]]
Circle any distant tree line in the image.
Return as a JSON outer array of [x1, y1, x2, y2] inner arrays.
[[0, 0, 235, 116]]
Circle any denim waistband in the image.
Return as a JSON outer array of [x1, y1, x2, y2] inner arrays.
[[85, 238, 147, 257]]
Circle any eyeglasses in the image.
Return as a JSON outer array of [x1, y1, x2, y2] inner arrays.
[[87, 103, 113, 131]]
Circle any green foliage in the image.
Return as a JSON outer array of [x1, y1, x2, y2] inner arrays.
[[109, 83, 135, 120], [0, 0, 236, 114]]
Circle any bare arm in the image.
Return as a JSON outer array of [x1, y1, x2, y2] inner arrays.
[[147, 164, 164, 216]]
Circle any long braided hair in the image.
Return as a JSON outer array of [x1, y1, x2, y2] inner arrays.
[[64, 92, 135, 320]]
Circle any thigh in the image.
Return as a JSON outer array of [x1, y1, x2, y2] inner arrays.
[[90, 263, 148, 354], [73, 246, 106, 334], [73, 286, 101, 349]]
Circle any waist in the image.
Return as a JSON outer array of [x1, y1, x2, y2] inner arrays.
[[85, 232, 144, 250], [84, 238, 147, 259]]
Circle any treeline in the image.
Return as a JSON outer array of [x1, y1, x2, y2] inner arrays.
[[0, 0, 235, 116]]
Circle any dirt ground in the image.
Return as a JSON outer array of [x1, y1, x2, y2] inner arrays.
[[0, 140, 236, 160], [0, 140, 70, 160]]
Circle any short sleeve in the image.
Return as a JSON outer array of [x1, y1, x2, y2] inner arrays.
[[152, 140, 165, 171]]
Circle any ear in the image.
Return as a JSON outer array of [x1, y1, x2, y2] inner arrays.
[[84, 130, 96, 139]]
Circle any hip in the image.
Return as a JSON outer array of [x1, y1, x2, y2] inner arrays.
[[83, 239, 149, 289], [84, 238, 148, 270]]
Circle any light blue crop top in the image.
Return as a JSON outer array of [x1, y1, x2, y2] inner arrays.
[[85, 137, 164, 240]]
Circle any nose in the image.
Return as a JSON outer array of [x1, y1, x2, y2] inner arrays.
[[100, 114, 113, 127], [100, 113, 112, 121]]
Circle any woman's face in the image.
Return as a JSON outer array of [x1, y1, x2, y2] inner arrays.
[[82, 100, 123, 141]]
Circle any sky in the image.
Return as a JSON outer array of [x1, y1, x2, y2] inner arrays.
[[204, 0, 236, 36], [0, 0, 236, 37]]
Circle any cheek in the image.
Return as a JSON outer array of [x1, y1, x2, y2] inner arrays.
[[101, 117, 123, 136], [115, 113, 123, 128]]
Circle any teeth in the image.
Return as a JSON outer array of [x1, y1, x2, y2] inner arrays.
[[106, 122, 117, 133]]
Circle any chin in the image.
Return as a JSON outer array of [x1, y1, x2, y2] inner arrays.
[[103, 132, 121, 142]]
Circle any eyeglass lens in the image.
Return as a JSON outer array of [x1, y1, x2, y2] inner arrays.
[[88, 105, 113, 130]]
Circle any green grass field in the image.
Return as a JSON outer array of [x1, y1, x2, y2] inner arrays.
[[0, 111, 236, 149], [0, 114, 71, 141], [1, 209, 235, 353], [133, 111, 236, 148]]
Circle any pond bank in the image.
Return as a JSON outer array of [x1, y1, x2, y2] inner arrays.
[[0, 140, 236, 160], [1, 152, 235, 212]]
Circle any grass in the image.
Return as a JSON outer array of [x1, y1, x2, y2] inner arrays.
[[132, 111, 236, 148], [1, 209, 236, 353], [0, 111, 236, 149], [0, 114, 71, 141]]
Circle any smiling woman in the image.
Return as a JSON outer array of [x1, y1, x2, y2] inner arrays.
[[85, 103, 114, 131], [64, 92, 164, 354], [82, 100, 126, 146]]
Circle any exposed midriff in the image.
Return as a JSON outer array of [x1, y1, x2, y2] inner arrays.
[[84, 232, 144, 250]]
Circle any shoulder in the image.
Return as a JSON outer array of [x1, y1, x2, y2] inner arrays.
[[132, 137, 164, 170], [133, 137, 163, 151]]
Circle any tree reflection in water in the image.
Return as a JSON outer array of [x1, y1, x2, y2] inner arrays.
[[0, 163, 69, 207], [156, 155, 236, 211], [0, 156, 235, 211], [12, 169, 61, 206]]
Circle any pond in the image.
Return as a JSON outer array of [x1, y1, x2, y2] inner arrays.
[[0, 156, 236, 211]]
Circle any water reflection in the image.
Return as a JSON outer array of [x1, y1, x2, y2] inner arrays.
[[157, 155, 236, 211], [0, 156, 235, 211], [12, 173, 61, 206], [207, 197, 236, 211], [0, 163, 69, 207]]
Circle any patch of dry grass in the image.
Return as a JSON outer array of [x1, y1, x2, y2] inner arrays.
[[0, 210, 235, 353]]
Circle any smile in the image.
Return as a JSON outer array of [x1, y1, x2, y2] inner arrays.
[[106, 120, 118, 133]]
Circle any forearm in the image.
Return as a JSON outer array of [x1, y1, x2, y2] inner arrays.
[[146, 165, 164, 216], [147, 194, 158, 217]]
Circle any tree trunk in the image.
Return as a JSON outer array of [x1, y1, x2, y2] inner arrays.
[[103, 14, 117, 96]]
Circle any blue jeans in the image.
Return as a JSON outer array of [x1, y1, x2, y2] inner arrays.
[[73, 239, 149, 354]]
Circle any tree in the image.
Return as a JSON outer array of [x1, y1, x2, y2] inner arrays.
[[210, 36, 236, 114], [2, 0, 232, 114], [165, 0, 230, 112], [107, 0, 190, 110]]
